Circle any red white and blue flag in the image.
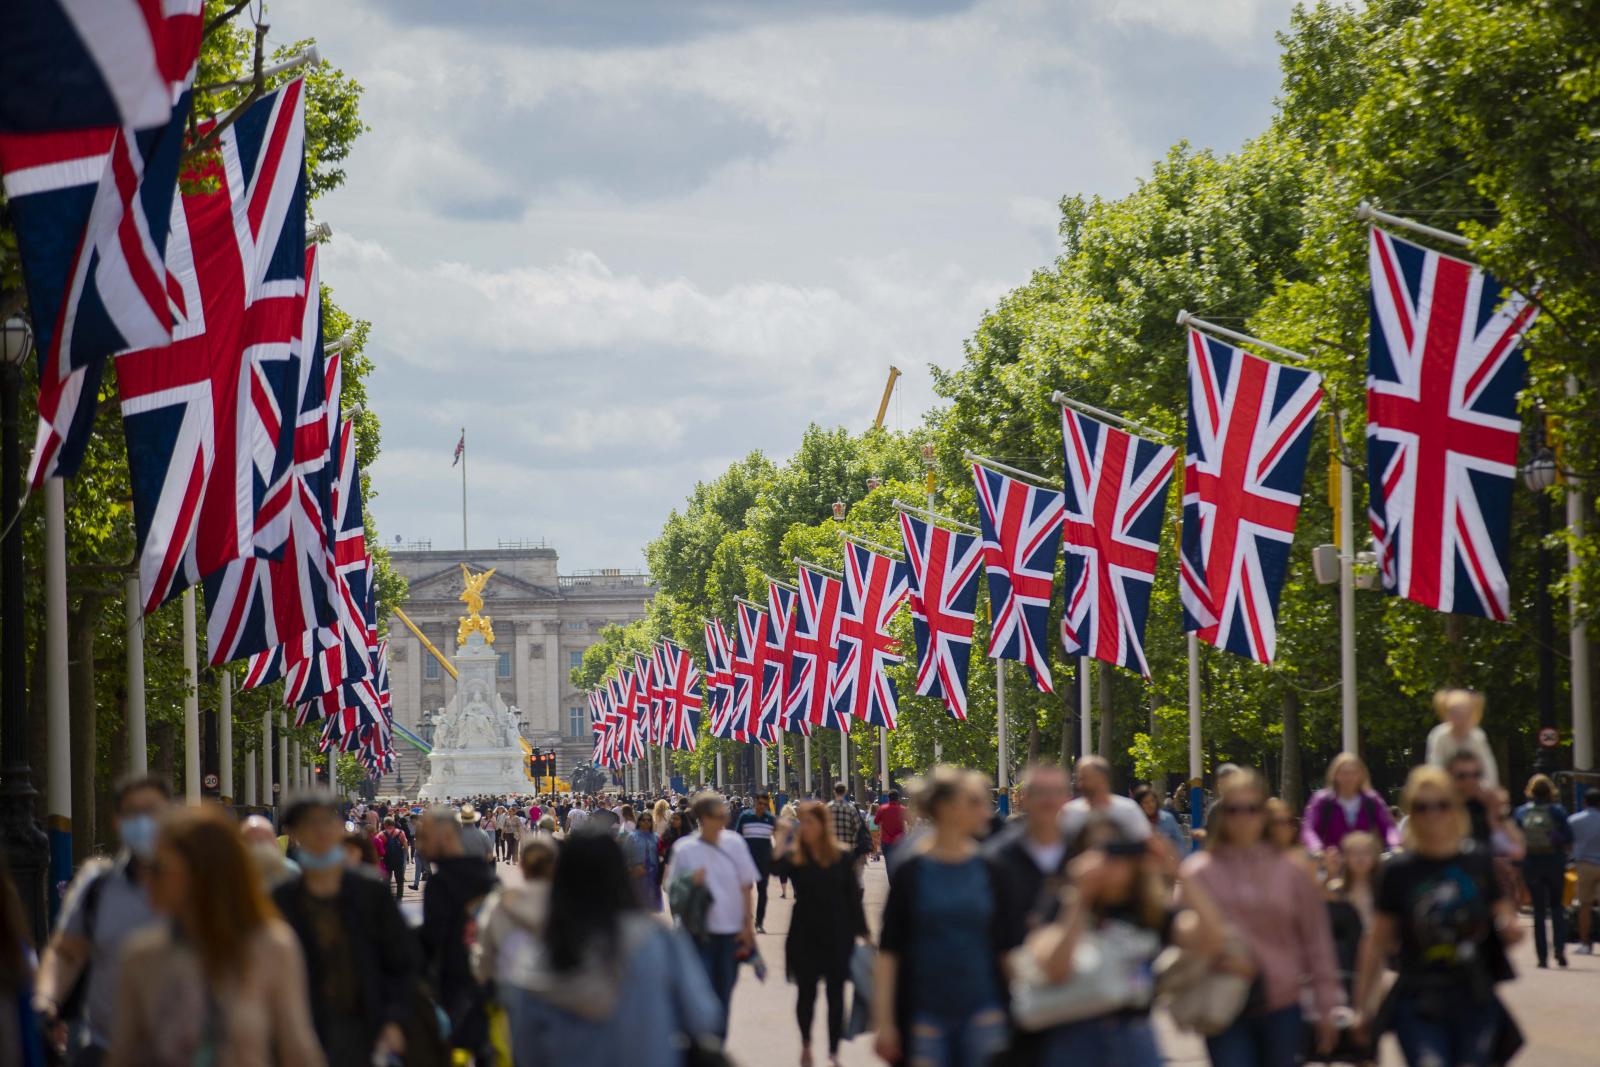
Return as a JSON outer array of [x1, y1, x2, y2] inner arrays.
[[1180, 329, 1323, 663], [732, 602, 771, 744], [829, 543, 909, 730], [663, 641, 701, 751], [1060, 409, 1175, 678], [787, 565, 846, 732], [704, 619, 739, 740], [202, 244, 337, 664], [1366, 227, 1535, 620], [632, 652, 656, 746], [765, 581, 807, 735], [899, 512, 982, 721], [973, 463, 1065, 692], [120, 80, 308, 612], [0, 1, 203, 484]]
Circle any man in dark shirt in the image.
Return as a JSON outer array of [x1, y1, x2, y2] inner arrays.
[[984, 763, 1071, 945], [733, 792, 777, 931], [274, 793, 418, 1066]]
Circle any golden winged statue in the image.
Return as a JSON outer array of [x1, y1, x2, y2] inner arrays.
[[457, 564, 497, 646]]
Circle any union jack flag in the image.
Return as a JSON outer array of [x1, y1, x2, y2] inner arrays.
[[765, 581, 808, 735], [732, 602, 771, 743], [0, 1, 203, 484], [1180, 329, 1323, 663], [249, 416, 369, 707], [787, 565, 846, 732], [663, 641, 702, 751], [829, 543, 909, 729], [650, 642, 671, 743], [303, 565, 379, 729], [633, 652, 656, 746], [120, 80, 308, 613], [973, 463, 1065, 692], [1059, 410, 1175, 678], [704, 619, 739, 739], [899, 513, 982, 720], [610, 672, 638, 763], [203, 244, 337, 664], [1366, 227, 1535, 620]]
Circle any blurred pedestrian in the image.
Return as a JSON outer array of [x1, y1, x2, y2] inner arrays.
[[1513, 773, 1571, 968], [874, 767, 1014, 1067], [106, 806, 325, 1067], [1356, 765, 1522, 1067]]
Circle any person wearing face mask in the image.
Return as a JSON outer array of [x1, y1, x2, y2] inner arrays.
[[33, 775, 171, 1067], [271, 793, 419, 1067], [240, 815, 300, 891]]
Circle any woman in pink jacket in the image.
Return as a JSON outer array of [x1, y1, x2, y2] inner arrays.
[[1182, 769, 1344, 1067], [1300, 753, 1401, 855]]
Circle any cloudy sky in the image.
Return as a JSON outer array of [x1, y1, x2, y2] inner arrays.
[[268, 0, 1295, 572]]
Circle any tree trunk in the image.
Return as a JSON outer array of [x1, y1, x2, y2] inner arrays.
[[68, 593, 103, 862], [1060, 681, 1075, 766], [151, 719, 176, 790], [1026, 713, 1040, 767], [1280, 689, 1303, 811], [1098, 662, 1114, 760]]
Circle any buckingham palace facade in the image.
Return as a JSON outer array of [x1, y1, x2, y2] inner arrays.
[[381, 541, 653, 790]]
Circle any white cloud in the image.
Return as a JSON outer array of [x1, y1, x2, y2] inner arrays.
[[268, 0, 1297, 568]]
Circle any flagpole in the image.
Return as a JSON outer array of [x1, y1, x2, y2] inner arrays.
[[802, 733, 812, 796], [879, 729, 889, 795], [1078, 657, 1091, 758], [1187, 633, 1202, 841], [459, 427, 468, 551], [44, 479, 71, 906], [1339, 434, 1358, 754], [124, 576, 147, 775], [995, 658, 1008, 790], [181, 586, 199, 803], [840, 727, 849, 797]]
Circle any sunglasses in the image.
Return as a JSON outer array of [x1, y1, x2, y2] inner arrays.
[[1411, 799, 1456, 815], [1222, 803, 1263, 816]]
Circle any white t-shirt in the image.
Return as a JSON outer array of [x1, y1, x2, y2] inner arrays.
[[1060, 795, 1152, 846], [669, 832, 760, 935]]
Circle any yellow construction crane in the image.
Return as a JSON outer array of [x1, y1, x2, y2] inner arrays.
[[873, 365, 902, 430]]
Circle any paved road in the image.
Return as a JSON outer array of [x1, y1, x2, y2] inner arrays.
[[723, 858, 1597, 1067]]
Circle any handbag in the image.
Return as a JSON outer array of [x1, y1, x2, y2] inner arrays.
[[845, 942, 876, 1039], [1008, 920, 1161, 1032], [1153, 937, 1254, 1037]]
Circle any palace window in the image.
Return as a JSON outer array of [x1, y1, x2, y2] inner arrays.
[[569, 650, 584, 670], [497, 651, 512, 679], [424, 655, 440, 681], [568, 707, 585, 737]]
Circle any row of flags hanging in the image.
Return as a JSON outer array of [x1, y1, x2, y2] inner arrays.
[[589, 223, 1537, 762], [0, 6, 393, 775]]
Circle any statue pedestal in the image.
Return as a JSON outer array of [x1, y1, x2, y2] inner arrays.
[[417, 633, 529, 800]]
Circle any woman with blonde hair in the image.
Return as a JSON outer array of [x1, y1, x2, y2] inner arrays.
[[1301, 752, 1400, 855], [108, 806, 325, 1067], [1424, 690, 1499, 789], [1180, 769, 1342, 1066], [1355, 765, 1521, 1067]]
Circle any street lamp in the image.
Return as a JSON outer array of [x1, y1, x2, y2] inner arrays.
[[0, 314, 47, 945], [1524, 437, 1559, 774]]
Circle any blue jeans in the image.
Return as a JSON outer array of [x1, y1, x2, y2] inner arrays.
[[1391, 991, 1498, 1067], [1042, 1014, 1162, 1067], [696, 933, 739, 1038], [1205, 1005, 1303, 1067], [908, 1007, 1007, 1067]]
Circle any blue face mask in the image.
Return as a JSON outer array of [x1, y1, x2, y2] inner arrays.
[[119, 814, 157, 861], [298, 843, 345, 872]]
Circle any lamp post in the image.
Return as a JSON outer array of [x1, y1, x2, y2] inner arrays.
[[0, 315, 47, 945], [1524, 437, 1558, 775]]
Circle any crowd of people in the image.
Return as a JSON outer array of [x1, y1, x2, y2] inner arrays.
[[0, 687, 1592, 1066]]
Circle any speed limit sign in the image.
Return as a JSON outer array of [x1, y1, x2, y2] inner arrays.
[[203, 772, 219, 790], [1538, 726, 1560, 749]]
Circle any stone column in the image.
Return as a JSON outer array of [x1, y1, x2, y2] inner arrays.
[[543, 625, 561, 734], [514, 621, 532, 724]]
